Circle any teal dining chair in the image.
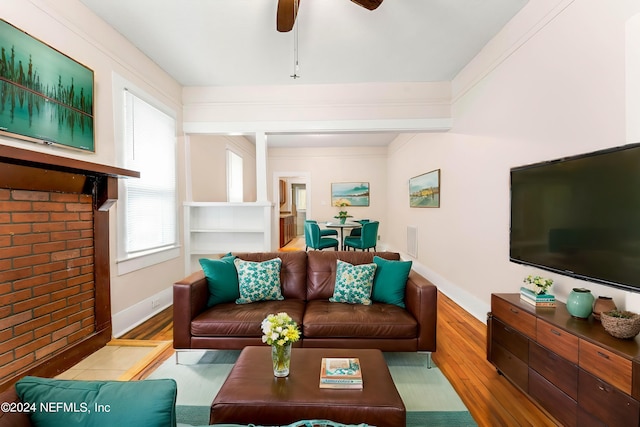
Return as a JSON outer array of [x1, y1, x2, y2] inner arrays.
[[304, 220, 338, 250], [305, 221, 339, 251], [343, 221, 379, 251], [348, 219, 370, 237]]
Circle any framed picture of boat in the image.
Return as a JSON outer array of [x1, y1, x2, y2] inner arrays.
[[0, 19, 94, 152], [331, 182, 370, 207], [409, 169, 440, 208]]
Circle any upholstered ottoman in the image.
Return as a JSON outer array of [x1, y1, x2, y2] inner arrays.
[[210, 347, 405, 427]]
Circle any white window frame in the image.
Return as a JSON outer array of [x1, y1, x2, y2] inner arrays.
[[112, 74, 179, 275]]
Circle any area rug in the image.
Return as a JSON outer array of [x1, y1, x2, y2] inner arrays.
[[147, 350, 477, 427]]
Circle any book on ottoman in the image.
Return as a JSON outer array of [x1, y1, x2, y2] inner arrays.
[[319, 358, 363, 389]]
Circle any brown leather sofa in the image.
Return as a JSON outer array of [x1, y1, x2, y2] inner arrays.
[[174, 251, 437, 354], [0, 387, 29, 427]]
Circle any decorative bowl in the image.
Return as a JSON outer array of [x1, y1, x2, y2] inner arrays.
[[600, 310, 640, 339]]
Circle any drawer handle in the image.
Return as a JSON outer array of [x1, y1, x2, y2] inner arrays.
[[598, 385, 611, 393], [510, 307, 519, 314], [597, 351, 610, 360], [550, 329, 561, 336]]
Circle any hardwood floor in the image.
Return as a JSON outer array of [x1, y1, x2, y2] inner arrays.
[[123, 292, 556, 426]]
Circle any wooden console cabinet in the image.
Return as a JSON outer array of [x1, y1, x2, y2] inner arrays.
[[488, 293, 640, 427]]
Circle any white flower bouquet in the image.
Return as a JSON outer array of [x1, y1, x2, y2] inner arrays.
[[523, 275, 553, 295], [261, 312, 301, 347]]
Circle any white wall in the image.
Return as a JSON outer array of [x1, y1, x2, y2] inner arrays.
[[4, 0, 185, 335], [188, 135, 257, 202], [268, 146, 388, 244], [385, 0, 640, 320]]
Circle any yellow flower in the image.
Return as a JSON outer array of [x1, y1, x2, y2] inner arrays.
[[261, 312, 300, 346]]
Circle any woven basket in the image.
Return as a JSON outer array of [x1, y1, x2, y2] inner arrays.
[[600, 311, 640, 339]]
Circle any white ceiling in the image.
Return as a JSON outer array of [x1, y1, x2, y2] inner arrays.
[[80, 0, 528, 146]]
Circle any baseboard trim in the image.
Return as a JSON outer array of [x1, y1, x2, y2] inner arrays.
[[397, 250, 490, 324], [112, 287, 173, 338]]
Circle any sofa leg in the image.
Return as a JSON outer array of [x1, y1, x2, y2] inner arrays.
[[419, 351, 433, 369]]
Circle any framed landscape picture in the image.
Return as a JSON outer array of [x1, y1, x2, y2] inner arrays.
[[409, 169, 440, 208], [0, 19, 95, 151], [331, 182, 370, 207]]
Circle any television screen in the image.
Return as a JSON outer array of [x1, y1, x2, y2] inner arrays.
[[510, 143, 640, 292], [0, 19, 94, 152]]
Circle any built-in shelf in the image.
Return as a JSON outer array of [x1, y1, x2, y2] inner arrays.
[[183, 201, 272, 275]]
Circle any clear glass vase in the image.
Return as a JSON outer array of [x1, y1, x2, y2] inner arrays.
[[271, 343, 292, 377]]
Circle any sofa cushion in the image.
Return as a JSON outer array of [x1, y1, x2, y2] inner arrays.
[[234, 258, 284, 304], [233, 252, 308, 300], [15, 376, 177, 427], [199, 256, 239, 307], [371, 256, 412, 308], [191, 299, 306, 337], [303, 300, 417, 339], [329, 260, 376, 305], [306, 251, 401, 301]]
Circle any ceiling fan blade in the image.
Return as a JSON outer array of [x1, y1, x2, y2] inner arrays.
[[350, 0, 383, 11], [277, 0, 301, 32]]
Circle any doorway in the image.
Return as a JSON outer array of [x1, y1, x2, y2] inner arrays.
[[274, 173, 310, 250], [291, 183, 307, 236]]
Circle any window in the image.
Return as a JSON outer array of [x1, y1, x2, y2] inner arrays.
[[295, 186, 306, 210], [118, 89, 177, 272], [227, 149, 243, 202]]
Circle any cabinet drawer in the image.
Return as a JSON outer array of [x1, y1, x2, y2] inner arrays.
[[491, 317, 528, 362], [529, 368, 577, 427], [579, 339, 632, 395], [491, 295, 536, 339], [577, 407, 607, 427], [537, 318, 579, 364], [578, 369, 640, 427], [492, 342, 529, 392], [529, 341, 578, 400]]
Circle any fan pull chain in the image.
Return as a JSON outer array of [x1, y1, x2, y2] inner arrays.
[[291, 0, 301, 79]]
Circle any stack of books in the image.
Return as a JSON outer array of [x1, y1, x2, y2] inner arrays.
[[520, 287, 556, 307], [319, 357, 363, 389]]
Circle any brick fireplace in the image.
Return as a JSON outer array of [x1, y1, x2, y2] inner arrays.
[[0, 145, 137, 390]]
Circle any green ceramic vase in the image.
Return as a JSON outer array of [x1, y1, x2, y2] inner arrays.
[[566, 288, 594, 318]]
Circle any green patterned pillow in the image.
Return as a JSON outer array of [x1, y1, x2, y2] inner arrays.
[[329, 260, 377, 305], [234, 257, 284, 304]]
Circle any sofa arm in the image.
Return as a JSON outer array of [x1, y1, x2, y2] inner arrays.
[[173, 270, 209, 349], [404, 271, 437, 352]]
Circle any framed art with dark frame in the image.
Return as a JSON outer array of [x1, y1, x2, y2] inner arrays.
[[0, 19, 95, 152], [409, 169, 440, 208]]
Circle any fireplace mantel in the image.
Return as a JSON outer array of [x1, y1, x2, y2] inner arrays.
[[0, 145, 138, 391]]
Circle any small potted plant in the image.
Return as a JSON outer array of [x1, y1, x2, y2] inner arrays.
[[600, 309, 640, 339], [523, 275, 553, 295], [333, 200, 352, 224]]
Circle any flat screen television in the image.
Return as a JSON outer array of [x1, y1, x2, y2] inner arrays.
[[510, 143, 640, 292]]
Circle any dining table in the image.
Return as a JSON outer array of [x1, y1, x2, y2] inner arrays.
[[324, 221, 362, 250]]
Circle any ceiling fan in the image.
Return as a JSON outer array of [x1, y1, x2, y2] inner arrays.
[[276, 0, 384, 32]]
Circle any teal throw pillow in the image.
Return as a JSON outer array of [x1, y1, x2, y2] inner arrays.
[[15, 376, 177, 427], [234, 257, 284, 304], [199, 256, 239, 307], [330, 260, 377, 305], [371, 256, 412, 308]]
